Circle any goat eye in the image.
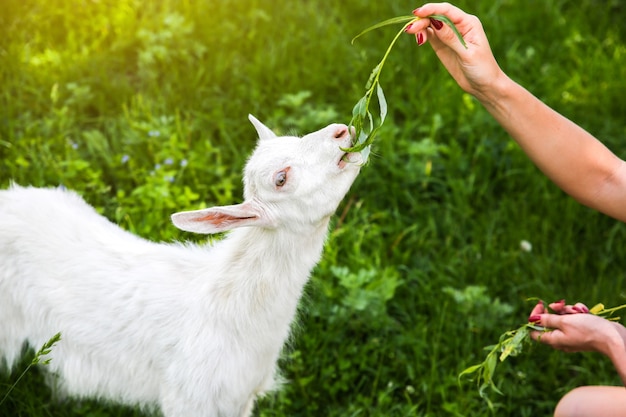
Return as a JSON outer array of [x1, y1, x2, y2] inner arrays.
[[274, 171, 287, 187]]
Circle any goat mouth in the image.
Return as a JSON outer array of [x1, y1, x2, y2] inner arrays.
[[338, 128, 360, 169], [338, 152, 358, 169]]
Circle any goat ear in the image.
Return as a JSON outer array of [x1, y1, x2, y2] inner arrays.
[[171, 201, 273, 234], [248, 114, 277, 141]]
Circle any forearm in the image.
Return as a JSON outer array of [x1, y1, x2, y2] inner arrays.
[[475, 74, 626, 221]]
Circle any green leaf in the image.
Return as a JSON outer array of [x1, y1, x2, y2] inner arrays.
[[366, 109, 374, 132], [365, 63, 382, 90], [428, 14, 467, 48], [458, 364, 483, 381], [484, 351, 497, 384], [357, 146, 371, 164], [351, 15, 417, 44], [352, 96, 368, 119], [343, 129, 376, 153], [590, 303, 605, 315], [499, 327, 528, 361], [377, 83, 387, 123]]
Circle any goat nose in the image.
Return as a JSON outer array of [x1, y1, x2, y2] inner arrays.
[[332, 125, 349, 140]]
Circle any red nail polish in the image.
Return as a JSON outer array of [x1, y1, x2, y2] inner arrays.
[[582, 306, 590, 313], [417, 33, 424, 46], [431, 19, 444, 30], [405, 23, 414, 32], [528, 315, 541, 323], [412, 8, 421, 15]]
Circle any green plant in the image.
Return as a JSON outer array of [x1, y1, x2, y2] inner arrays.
[[0, 333, 61, 407], [345, 14, 466, 162], [443, 285, 514, 331]]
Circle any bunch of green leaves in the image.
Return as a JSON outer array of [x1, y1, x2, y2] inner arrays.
[[345, 14, 466, 162], [459, 301, 626, 409]]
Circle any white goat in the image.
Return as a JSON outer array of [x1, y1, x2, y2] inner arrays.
[[0, 115, 361, 417]]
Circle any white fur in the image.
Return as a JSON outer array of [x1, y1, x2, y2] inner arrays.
[[0, 115, 361, 417]]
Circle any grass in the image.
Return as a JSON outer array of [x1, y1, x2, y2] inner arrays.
[[1, 0, 626, 416]]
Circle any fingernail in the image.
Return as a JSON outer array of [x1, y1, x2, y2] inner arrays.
[[582, 306, 590, 313], [572, 306, 582, 313], [417, 32, 425, 46], [405, 23, 414, 32], [412, 8, 421, 15], [528, 315, 541, 323], [431, 19, 444, 30]]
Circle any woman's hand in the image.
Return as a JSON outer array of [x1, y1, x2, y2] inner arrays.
[[405, 3, 506, 100], [528, 300, 626, 385], [529, 301, 623, 354]]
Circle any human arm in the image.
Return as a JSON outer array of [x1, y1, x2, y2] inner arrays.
[[528, 301, 626, 386], [406, 3, 626, 222]]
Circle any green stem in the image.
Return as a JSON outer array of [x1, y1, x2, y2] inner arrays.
[[0, 365, 33, 406], [0, 333, 60, 407], [347, 19, 418, 153], [597, 303, 626, 316], [368, 19, 417, 97]]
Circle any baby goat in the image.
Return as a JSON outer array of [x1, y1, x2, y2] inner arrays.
[[0, 115, 361, 417]]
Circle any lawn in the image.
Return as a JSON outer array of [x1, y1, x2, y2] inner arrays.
[[1, 0, 626, 416]]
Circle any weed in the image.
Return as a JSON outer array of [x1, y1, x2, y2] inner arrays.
[[0, 333, 61, 407]]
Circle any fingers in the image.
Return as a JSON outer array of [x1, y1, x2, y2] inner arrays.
[[408, 27, 429, 47], [548, 299, 566, 313], [404, 16, 431, 47], [572, 302, 590, 314], [408, 3, 480, 53], [530, 326, 572, 351], [559, 303, 590, 314], [529, 300, 545, 318], [405, 3, 461, 35], [405, 17, 432, 36], [533, 313, 564, 330], [549, 299, 590, 314], [405, 16, 459, 51], [529, 313, 565, 343], [413, 2, 470, 24]]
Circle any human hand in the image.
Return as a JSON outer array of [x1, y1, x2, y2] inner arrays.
[[405, 3, 505, 100], [528, 300, 626, 356]]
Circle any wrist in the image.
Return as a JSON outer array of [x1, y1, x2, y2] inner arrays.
[[604, 324, 626, 385], [472, 71, 516, 111]]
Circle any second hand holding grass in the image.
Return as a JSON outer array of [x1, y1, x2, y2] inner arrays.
[[459, 301, 626, 409], [344, 14, 466, 162]]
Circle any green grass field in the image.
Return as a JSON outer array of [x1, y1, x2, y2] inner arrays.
[[1, 0, 626, 416]]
